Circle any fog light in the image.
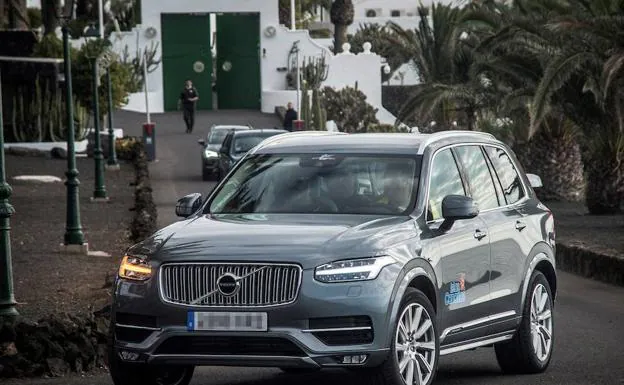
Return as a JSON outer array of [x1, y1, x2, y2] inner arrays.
[[341, 354, 368, 364], [119, 350, 140, 361]]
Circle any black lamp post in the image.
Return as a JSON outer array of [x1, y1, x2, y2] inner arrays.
[[105, 69, 119, 170], [61, 0, 88, 252], [84, 24, 108, 201], [0, 69, 19, 318]]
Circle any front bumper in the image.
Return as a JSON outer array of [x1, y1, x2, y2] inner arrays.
[[110, 264, 401, 369], [202, 157, 218, 172]]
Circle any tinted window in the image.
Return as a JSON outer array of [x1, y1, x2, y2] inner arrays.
[[208, 129, 228, 144], [454, 145, 500, 211], [483, 146, 525, 205], [232, 133, 283, 155], [428, 149, 466, 221], [209, 154, 421, 215]]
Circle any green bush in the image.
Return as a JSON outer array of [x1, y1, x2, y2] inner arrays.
[[322, 85, 379, 133]]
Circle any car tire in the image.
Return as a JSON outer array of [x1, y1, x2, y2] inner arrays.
[[202, 167, 211, 181], [365, 288, 439, 385], [495, 270, 554, 374]]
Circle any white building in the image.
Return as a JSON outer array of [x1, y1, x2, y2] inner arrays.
[[80, 0, 398, 125]]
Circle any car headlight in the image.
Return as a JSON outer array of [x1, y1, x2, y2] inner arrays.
[[204, 149, 218, 158], [118, 255, 152, 281], [314, 256, 396, 283]]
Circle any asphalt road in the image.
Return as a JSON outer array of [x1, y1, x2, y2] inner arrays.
[[9, 110, 624, 385]]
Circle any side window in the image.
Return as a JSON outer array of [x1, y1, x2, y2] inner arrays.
[[483, 146, 525, 205], [428, 149, 466, 221], [454, 145, 500, 211]]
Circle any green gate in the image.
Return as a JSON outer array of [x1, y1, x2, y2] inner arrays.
[[161, 13, 213, 111], [216, 13, 261, 110]]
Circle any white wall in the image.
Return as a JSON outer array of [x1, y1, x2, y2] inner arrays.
[[61, 0, 400, 126]]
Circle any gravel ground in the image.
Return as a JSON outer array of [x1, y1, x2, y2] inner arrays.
[[5, 154, 135, 321]]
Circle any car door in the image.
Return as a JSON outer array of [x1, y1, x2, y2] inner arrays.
[[474, 144, 531, 318], [425, 147, 492, 345], [452, 144, 523, 335]]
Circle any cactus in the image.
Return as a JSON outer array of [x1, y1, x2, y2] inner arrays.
[[301, 80, 311, 129], [312, 88, 326, 131]]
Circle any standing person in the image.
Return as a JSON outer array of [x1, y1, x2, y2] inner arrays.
[[283, 102, 298, 131], [178, 79, 199, 133]]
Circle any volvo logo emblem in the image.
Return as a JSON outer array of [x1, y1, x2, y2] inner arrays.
[[216, 273, 240, 297]]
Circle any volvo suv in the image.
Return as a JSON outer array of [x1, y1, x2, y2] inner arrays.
[[109, 131, 557, 385]]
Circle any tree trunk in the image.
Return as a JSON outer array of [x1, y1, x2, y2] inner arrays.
[[41, 0, 60, 34], [514, 131, 586, 202], [333, 23, 347, 54]]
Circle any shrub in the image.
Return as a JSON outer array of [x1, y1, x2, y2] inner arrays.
[[322, 85, 379, 132]]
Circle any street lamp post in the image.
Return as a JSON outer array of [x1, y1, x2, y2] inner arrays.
[[61, 12, 88, 251], [85, 25, 108, 201], [0, 70, 19, 318], [105, 69, 119, 170]]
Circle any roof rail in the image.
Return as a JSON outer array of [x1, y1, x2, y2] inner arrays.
[[417, 130, 497, 153], [252, 130, 346, 153]]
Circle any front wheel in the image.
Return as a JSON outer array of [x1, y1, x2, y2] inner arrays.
[[365, 288, 439, 385], [109, 350, 194, 385], [495, 270, 555, 374]]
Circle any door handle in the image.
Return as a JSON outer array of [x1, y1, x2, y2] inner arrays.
[[474, 229, 487, 240], [515, 221, 527, 231]]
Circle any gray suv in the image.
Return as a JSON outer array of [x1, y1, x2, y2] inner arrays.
[[109, 131, 557, 385]]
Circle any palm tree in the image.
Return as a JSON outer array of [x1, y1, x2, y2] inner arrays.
[[520, 0, 624, 212], [457, 0, 587, 202], [386, 4, 479, 130], [330, 0, 354, 54]]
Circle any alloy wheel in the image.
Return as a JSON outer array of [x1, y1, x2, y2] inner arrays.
[[530, 283, 553, 362], [395, 303, 436, 385]]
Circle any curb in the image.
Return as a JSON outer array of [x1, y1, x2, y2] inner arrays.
[[127, 140, 158, 244], [556, 242, 624, 287]]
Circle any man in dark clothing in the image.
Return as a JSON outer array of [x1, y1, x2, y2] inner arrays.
[[283, 102, 298, 131], [178, 79, 199, 133]]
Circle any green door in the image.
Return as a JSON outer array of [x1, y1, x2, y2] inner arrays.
[[216, 13, 261, 110], [161, 13, 213, 111]]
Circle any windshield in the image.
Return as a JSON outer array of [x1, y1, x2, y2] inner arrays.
[[207, 129, 228, 145], [232, 134, 278, 155], [208, 154, 421, 215]]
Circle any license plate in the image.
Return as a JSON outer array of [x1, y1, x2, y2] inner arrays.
[[187, 311, 268, 331]]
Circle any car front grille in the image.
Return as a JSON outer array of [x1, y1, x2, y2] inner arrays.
[[159, 263, 302, 307]]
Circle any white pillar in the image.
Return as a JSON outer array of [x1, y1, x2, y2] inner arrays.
[[290, 0, 296, 30]]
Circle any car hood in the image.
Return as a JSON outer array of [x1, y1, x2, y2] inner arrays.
[[130, 214, 419, 269]]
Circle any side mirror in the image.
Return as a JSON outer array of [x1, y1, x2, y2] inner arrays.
[[175, 193, 203, 218], [440, 195, 479, 231], [198, 139, 206, 146], [526, 173, 543, 188], [219, 146, 229, 155]]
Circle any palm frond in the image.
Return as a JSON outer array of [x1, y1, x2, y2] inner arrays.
[[530, 50, 602, 133]]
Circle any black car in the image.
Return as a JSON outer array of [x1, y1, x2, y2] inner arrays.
[[215, 128, 287, 181], [198, 125, 251, 181]]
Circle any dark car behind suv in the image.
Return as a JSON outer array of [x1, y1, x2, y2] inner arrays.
[[198, 125, 251, 181], [109, 130, 556, 385], [214, 128, 287, 181]]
